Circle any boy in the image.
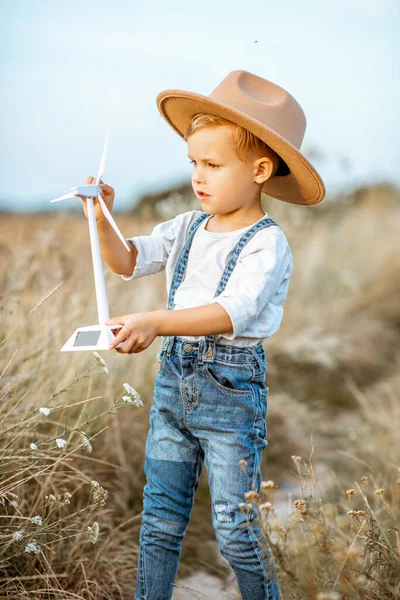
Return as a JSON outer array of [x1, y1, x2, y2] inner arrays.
[[82, 70, 325, 599]]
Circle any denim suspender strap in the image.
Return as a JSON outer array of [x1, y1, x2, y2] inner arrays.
[[195, 216, 280, 361], [162, 213, 210, 355], [161, 214, 280, 358]]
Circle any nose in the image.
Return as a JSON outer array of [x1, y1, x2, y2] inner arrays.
[[192, 164, 205, 185]]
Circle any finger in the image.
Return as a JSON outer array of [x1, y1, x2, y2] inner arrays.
[[116, 336, 136, 354], [99, 184, 111, 197], [109, 326, 129, 349]]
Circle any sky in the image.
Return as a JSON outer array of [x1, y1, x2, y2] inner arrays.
[[1, 0, 399, 212]]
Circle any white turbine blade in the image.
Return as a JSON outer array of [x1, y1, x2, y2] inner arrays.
[[96, 126, 110, 185], [97, 194, 131, 252], [50, 192, 76, 203]]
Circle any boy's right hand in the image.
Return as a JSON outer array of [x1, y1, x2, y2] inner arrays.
[[81, 176, 115, 223]]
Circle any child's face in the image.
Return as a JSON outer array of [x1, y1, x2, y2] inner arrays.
[[187, 125, 271, 218]]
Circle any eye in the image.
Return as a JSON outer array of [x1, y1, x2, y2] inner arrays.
[[188, 160, 219, 168]]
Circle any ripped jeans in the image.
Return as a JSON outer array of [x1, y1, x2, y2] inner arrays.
[[135, 336, 280, 600]]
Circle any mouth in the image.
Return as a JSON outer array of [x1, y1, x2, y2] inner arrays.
[[197, 191, 210, 199]]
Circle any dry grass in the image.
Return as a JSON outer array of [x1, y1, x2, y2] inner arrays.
[[0, 182, 399, 598]]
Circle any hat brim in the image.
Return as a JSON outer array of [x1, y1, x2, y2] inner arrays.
[[156, 89, 326, 206]]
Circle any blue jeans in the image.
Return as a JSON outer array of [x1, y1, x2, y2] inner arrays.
[[135, 336, 280, 599], [136, 212, 281, 599]]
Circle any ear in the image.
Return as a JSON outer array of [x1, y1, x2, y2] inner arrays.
[[254, 156, 276, 184]]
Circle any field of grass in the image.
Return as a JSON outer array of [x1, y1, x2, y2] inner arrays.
[[0, 182, 399, 599]]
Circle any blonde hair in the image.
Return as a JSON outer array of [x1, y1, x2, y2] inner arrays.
[[184, 113, 289, 177]]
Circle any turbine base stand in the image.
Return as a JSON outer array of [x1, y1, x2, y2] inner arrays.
[[61, 324, 124, 352]]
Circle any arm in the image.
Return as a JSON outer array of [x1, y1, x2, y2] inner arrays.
[[97, 218, 138, 277], [153, 303, 233, 337], [106, 303, 233, 353], [81, 176, 138, 277], [106, 228, 292, 354]]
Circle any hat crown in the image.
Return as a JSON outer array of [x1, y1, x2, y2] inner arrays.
[[209, 70, 307, 149]]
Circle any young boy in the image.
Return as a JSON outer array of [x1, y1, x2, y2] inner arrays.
[[83, 70, 325, 600]]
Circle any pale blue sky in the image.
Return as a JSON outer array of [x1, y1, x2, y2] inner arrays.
[[1, 0, 399, 211]]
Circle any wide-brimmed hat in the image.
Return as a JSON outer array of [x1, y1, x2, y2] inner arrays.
[[156, 70, 325, 206]]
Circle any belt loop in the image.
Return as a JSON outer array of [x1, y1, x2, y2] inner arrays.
[[163, 335, 175, 356], [248, 346, 263, 372]]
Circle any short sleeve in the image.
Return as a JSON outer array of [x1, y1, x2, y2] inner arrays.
[[213, 228, 293, 339], [120, 213, 183, 281]]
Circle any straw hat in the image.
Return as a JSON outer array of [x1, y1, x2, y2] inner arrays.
[[156, 70, 325, 206]]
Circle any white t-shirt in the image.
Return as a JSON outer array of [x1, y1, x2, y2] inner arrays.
[[121, 210, 293, 347]]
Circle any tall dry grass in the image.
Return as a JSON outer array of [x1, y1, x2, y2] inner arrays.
[[0, 182, 399, 598]]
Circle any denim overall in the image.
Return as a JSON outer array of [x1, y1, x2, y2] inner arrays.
[[135, 213, 281, 600]]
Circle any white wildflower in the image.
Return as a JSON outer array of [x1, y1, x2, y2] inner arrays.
[[123, 382, 135, 395], [87, 521, 99, 544], [9, 499, 19, 509], [261, 480, 275, 489], [56, 438, 67, 449], [30, 442, 38, 451], [63, 492, 72, 504], [91, 480, 99, 489], [30, 515, 42, 526], [80, 433, 92, 453], [91, 483, 108, 506], [24, 539, 40, 554], [122, 395, 133, 404], [39, 407, 50, 416], [12, 530, 23, 542], [93, 352, 109, 375], [122, 383, 143, 407]]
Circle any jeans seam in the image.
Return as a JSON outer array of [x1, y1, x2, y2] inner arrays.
[[243, 448, 273, 599], [137, 525, 148, 598]]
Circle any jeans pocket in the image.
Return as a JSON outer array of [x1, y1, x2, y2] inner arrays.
[[203, 361, 254, 396]]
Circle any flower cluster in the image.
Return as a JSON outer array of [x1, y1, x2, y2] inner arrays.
[[87, 521, 100, 544], [294, 499, 308, 516], [122, 383, 143, 407], [45, 492, 72, 506], [91, 481, 108, 506], [347, 509, 366, 517], [80, 432, 92, 454], [24, 539, 40, 554], [12, 530, 23, 542], [92, 352, 109, 375]]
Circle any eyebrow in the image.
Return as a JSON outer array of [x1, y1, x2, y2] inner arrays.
[[188, 155, 220, 162]]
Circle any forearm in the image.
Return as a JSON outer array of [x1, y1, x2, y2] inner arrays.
[[153, 303, 233, 337], [97, 218, 138, 276]]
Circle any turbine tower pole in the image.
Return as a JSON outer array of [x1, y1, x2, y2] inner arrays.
[[86, 196, 110, 324]]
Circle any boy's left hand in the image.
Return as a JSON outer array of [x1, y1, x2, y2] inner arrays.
[[105, 313, 159, 354]]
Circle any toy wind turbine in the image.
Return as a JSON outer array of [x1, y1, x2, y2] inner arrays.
[[50, 128, 128, 351]]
